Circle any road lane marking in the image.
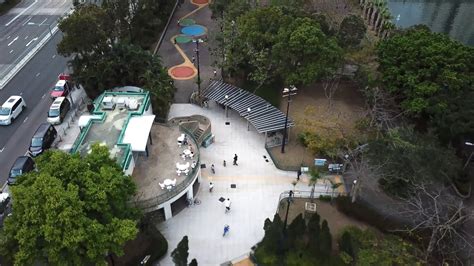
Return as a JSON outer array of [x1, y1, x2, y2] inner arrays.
[[9, 50, 13, 54], [24, 35, 29, 39], [42, 93, 46, 99], [39, 18, 47, 26], [0, 147, 4, 153], [52, 55, 56, 59], [22, 17, 32, 26], [23, 117, 28, 123], [7, 36, 18, 46], [19, 92, 23, 95], [5, 0, 38, 27], [36, 72, 40, 77], [6, 35, 11, 39], [25, 37, 38, 47]]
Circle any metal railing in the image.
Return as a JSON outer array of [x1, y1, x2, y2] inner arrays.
[[133, 124, 201, 211], [277, 189, 341, 213]]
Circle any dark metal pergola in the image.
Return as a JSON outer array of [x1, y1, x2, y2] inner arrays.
[[202, 80, 295, 134]]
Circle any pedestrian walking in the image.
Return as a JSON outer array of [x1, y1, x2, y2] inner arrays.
[[209, 182, 214, 193], [211, 164, 215, 174], [297, 169, 302, 181], [233, 154, 238, 166], [223, 160, 226, 167], [224, 198, 231, 213], [223, 224, 230, 236]]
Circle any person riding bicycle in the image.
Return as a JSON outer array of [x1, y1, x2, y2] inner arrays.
[[209, 182, 214, 192]]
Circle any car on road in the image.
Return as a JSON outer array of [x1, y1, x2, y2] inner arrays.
[[0, 192, 12, 227], [7, 156, 35, 185], [47, 97, 71, 125], [29, 123, 57, 157], [0, 96, 26, 126], [50, 79, 72, 99]]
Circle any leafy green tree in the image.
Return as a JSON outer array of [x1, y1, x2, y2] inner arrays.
[[0, 145, 138, 265], [287, 214, 306, 249], [171, 236, 189, 266], [71, 42, 174, 117], [319, 220, 332, 257], [339, 231, 354, 259], [340, 226, 422, 265], [377, 26, 474, 143], [216, 7, 342, 91], [57, 4, 115, 57], [367, 127, 462, 196], [337, 14, 367, 48], [306, 212, 320, 253]]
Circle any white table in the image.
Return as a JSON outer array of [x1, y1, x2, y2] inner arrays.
[[164, 179, 174, 186], [176, 162, 189, 171], [177, 134, 185, 142], [183, 149, 192, 156]]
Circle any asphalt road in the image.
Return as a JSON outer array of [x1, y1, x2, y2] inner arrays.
[[0, 0, 70, 80], [0, 31, 69, 185]]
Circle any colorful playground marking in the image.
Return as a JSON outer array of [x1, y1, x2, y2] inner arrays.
[[168, 0, 210, 80]]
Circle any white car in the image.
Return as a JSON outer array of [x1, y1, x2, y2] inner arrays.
[[0, 96, 26, 125]]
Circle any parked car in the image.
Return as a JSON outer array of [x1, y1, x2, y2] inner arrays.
[[0, 96, 26, 126], [47, 97, 71, 125], [29, 123, 57, 157], [50, 79, 72, 99], [7, 156, 35, 185], [0, 192, 12, 227]]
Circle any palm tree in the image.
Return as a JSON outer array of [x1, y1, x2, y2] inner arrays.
[[375, 7, 390, 33], [369, 0, 380, 28], [308, 167, 321, 202], [329, 180, 343, 203], [381, 21, 396, 39], [372, 0, 387, 30], [364, 1, 373, 20]]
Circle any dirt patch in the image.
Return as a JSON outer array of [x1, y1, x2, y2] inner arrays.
[[277, 198, 373, 238], [269, 80, 366, 169]]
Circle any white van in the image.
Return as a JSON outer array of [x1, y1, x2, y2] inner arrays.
[[0, 96, 26, 126], [47, 97, 70, 125]]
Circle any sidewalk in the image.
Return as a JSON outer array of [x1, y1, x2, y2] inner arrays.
[[158, 0, 217, 103], [156, 102, 328, 265]]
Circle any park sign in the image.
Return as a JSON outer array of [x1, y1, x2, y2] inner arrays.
[[314, 159, 327, 166]]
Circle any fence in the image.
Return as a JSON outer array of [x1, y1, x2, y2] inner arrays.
[[133, 123, 201, 211], [277, 189, 341, 213]]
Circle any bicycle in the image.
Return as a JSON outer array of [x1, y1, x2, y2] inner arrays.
[[187, 198, 201, 207]]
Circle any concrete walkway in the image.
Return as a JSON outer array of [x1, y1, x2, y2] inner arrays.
[[156, 102, 327, 265]]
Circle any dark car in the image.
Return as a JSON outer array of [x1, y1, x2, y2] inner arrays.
[[29, 123, 57, 157], [8, 156, 35, 185]]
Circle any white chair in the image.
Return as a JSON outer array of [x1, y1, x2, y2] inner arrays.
[[184, 162, 190, 169], [191, 161, 197, 169], [176, 170, 181, 176], [189, 152, 194, 159], [159, 183, 165, 189], [181, 154, 186, 160], [184, 169, 189, 175], [176, 162, 180, 169], [171, 179, 177, 186]]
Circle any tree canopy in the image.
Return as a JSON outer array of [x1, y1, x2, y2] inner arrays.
[[366, 127, 462, 196], [338, 14, 367, 48], [377, 26, 474, 142], [0, 145, 139, 265], [216, 6, 343, 89], [171, 236, 189, 266]]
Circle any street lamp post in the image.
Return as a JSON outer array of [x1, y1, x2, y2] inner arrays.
[[464, 142, 474, 170], [225, 95, 229, 118], [281, 85, 297, 153], [192, 39, 204, 100], [247, 107, 251, 131], [282, 190, 293, 235]]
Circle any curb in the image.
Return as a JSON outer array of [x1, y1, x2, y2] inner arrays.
[[153, 0, 179, 55]]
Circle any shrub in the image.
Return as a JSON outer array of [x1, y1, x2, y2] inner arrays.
[[318, 195, 332, 202]]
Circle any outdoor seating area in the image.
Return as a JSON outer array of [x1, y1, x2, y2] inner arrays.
[[132, 123, 199, 201]]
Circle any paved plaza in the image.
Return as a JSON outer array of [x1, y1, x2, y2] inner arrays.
[[155, 102, 327, 265]]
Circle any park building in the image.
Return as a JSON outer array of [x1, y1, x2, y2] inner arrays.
[[71, 87, 212, 220]]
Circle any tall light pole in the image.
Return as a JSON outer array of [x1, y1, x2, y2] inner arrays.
[[224, 95, 229, 118], [464, 142, 474, 170], [281, 85, 297, 153], [247, 107, 251, 131], [192, 39, 204, 100]]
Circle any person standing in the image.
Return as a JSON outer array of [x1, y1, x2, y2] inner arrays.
[[209, 182, 214, 192], [233, 154, 238, 166], [211, 164, 215, 174], [297, 169, 302, 181], [223, 224, 230, 236], [225, 198, 231, 213]]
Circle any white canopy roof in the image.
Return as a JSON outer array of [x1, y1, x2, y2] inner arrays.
[[78, 115, 102, 128], [122, 115, 155, 152]]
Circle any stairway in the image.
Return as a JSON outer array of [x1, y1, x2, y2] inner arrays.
[[193, 128, 204, 144]]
